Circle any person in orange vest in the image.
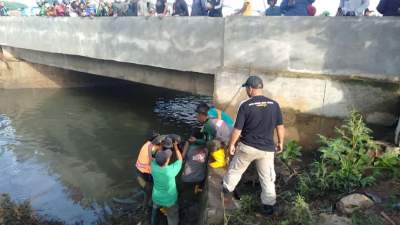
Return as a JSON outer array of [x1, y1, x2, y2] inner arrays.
[[135, 132, 164, 209]]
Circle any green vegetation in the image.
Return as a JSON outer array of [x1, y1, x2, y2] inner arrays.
[[320, 11, 330, 16], [278, 140, 302, 170], [351, 211, 385, 225], [224, 195, 258, 225], [385, 194, 400, 212], [281, 195, 314, 225], [0, 194, 64, 225], [298, 111, 399, 198]]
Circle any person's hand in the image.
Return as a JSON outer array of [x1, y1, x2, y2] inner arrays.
[[173, 142, 179, 150], [276, 142, 284, 154], [228, 145, 236, 156], [188, 136, 196, 144]]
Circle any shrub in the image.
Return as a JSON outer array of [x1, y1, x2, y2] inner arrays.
[[351, 211, 384, 225], [374, 150, 400, 179], [298, 111, 399, 198], [281, 195, 314, 225], [278, 140, 302, 169], [0, 194, 65, 225]]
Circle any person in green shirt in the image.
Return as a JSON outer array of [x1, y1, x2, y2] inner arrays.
[[197, 102, 234, 127], [188, 104, 217, 146], [150, 138, 182, 225]]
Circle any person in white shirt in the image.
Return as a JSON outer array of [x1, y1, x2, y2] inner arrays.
[[337, 0, 369, 16]]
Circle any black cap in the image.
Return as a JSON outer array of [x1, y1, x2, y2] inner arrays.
[[195, 103, 209, 114], [162, 137, 173, 149], [242, 76, 263, 89], [155, 149, 172, 166], [147, 131, 160, 142]]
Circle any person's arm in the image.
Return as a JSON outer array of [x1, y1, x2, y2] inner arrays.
[[275, 104, 284, 153], [181, 141, 190, 159], [237, 1, 249, 14], [228, 103, 246, 155], [174, 142, 183, 161], [162, 0, 168, 15], [194, 123, 216, 145], [193, 135, 207, 145], [276, 125, 285, 153], [228, 128, 241, 155], [214, 0, 222, 10], [376, 0, 386, 14]]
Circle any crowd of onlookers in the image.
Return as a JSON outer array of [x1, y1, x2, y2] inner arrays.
[[0, 0, 399, 17]]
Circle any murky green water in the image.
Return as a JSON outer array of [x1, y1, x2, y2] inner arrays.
[[0, 84, 210, 224]]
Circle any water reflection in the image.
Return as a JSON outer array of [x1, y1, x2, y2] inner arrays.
[[0, 85, 210, 224]]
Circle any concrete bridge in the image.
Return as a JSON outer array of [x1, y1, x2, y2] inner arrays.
[[0, 17, 399, 129], [1, 16, 400, 225]]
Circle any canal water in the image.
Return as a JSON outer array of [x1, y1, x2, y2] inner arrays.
[[0, 83, 211, 224]]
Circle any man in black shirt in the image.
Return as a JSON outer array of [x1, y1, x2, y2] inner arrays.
[[222, 75, 285, 216]]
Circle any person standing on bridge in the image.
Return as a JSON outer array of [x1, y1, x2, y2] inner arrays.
[[0, 1, 9, 16], [265, 0, 282, 16], [191, 0, 208, 16], [280, 0, 315, 16], [377, 0, 400, 16], [337, 0, 370, 16], [172, 0, 189, 16], [207, 0, 223, 17], [222, 75, 285, 217]]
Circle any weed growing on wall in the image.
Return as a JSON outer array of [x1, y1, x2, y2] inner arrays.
[[298, 111, 400, 198]]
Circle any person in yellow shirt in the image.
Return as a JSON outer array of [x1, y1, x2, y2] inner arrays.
[[237, 0, 252, 16]]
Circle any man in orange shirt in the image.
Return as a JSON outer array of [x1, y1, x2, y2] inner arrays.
[[135, 133, 164, 209]]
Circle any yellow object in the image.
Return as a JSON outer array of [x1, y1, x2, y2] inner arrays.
[[209, 148, 226, 168], [242, 0, 252, 16], [194, 184, 203, 194], [160, 207, 168, 215]]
